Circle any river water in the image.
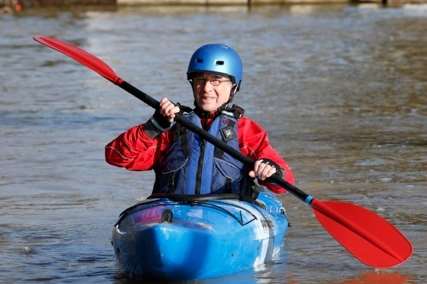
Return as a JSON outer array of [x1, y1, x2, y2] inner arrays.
[[1, 4, 426, 284]]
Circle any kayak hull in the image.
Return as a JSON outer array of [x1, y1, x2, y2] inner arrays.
[[112, 191, 288, 280]]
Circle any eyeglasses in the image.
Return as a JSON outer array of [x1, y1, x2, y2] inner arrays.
[[192, 77, 231, 87]]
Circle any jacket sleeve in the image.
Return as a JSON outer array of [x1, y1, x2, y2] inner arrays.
[[105, 124, 171, 171], [237, 117, 295, 194]]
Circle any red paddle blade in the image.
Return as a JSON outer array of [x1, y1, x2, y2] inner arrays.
[[33, 35, 123, 85], [311, 199, 412, 268]]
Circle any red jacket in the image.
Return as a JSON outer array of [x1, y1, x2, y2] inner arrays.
[[105, 116, 295, 194]]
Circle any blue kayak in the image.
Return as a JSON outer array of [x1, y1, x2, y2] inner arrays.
[[111, 190, 289, 280]]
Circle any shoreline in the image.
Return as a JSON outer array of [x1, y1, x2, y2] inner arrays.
[[1, 0, 427, 11]]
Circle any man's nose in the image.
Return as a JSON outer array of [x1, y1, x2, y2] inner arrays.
[[203, 79, 214, 91]]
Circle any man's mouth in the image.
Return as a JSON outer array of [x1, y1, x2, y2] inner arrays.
[[201, 96, 216, 101]]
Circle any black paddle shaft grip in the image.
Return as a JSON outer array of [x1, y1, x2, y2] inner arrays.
[[120, 81, 160, 110], [269, 175, 311, 203], [119, 81, 311, 202]]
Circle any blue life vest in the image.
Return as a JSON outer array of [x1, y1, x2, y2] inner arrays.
[[152, 110, 247, 195]]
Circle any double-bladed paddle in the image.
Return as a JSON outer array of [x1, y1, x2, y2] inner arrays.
[[33, 35, 412, 269]]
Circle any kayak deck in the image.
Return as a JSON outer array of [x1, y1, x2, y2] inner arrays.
[[112, 191, 288, 280]]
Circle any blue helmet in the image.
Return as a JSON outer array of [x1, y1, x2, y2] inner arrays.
[[187, 44, 243, 90]]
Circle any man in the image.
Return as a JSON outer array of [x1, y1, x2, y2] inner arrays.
[[105, 44, 294, 197]]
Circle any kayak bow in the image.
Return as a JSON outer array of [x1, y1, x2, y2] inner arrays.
[[112, 191, 288, 280]]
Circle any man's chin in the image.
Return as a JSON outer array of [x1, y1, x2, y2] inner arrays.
[[198, 104, 217, 113]]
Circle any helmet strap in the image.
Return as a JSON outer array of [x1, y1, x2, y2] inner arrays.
[[227, 84, 238, 103]]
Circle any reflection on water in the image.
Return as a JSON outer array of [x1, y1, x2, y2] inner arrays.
[[338, 271, 412, 284], [1, 4, 426, 284]]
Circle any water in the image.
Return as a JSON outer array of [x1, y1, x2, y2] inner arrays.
[[1, 4, 426, 283]]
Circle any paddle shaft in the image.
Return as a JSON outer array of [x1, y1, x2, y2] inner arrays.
[[120, 81, 311, 202]]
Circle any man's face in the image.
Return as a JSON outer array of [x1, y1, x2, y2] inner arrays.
[[192, 73, 233, 113]]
